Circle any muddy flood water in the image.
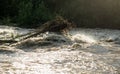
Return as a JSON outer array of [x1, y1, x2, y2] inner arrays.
[[0, 26, 120, 74]]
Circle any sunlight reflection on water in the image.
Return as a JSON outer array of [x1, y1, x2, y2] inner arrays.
[[0, 26, 120, 74], [71, 33, 97, 43]]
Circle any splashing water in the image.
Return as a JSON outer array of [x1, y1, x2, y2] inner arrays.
[[70, 33, 97, 43], [0, 26, 120, 74]]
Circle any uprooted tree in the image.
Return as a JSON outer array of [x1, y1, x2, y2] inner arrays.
[[0, 16, 76, 45], [19, 16, 76, 40]]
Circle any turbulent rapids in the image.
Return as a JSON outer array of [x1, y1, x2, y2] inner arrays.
[[0, 26, 120, 74]]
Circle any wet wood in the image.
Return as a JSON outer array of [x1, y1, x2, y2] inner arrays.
[[20, 16, 76, 40], [0, 40, 17, 44]]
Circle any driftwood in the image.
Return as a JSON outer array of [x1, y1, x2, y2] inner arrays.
[[0, 40, 17, 44], [0, 17, 76, 45], [8, 16, 76, 47], [20, 16, 76, 40]]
